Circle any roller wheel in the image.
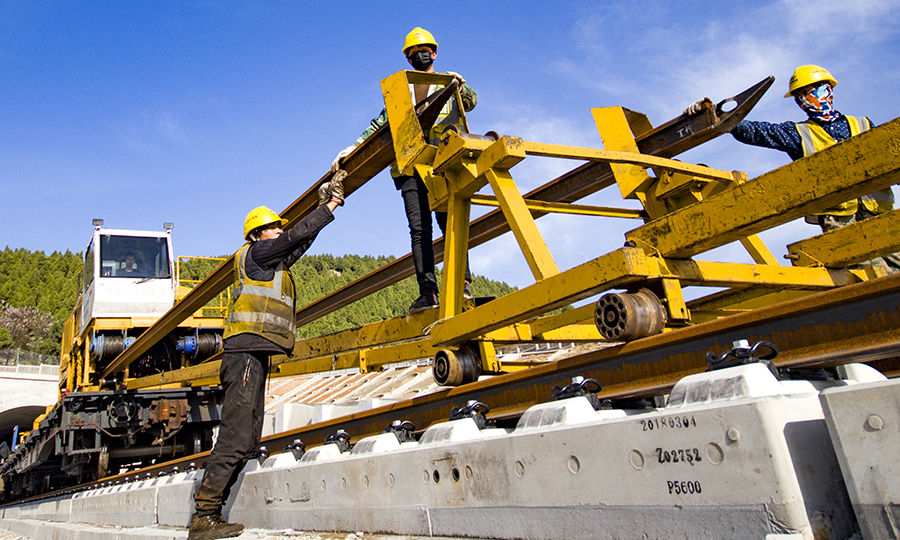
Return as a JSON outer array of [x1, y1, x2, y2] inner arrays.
[[433, 345, 481, 386], [595, 288, 667, 341]]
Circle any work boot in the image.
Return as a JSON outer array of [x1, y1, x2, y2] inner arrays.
[[188, 513, 244, 540], [409, 290, 439, 314], [463, 281, 473, 300], [462, 281, 475, 311]]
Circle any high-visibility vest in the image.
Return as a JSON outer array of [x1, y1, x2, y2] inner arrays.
[[223, 244, 296, 350], [796, 116, 894, 216]]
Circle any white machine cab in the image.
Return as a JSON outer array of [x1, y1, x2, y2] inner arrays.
[[79, 224, 176, 333]]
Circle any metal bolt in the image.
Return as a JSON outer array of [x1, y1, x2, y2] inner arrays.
[[726, 427, 741, 443], [572, 376, 584, 384], [867, 415, 884, 431], [732, 340, 750, 350]]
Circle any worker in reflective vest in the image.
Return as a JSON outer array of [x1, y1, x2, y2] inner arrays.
[[331, 27, 477, 314], [685, 65, 897, 273], [188, 173, 344, 540]]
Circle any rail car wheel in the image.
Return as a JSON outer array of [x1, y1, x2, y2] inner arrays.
[[96, 447, 109, 480], [595, 288, 667, 341], [433, 345, 481, 386]]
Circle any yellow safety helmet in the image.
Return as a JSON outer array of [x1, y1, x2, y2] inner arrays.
[[402, 27, 438, 55], [784, 65, 838, 97], [243, 206, 286, 240]]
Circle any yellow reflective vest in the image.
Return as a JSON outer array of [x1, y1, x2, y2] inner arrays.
[[223, 244, 296, 350], [796, 116, 894, 216]]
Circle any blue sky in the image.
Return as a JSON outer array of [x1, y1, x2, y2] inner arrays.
[[2, 1, 899, 291]]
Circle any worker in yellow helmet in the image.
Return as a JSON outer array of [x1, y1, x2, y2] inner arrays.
[[331, 27, 478, 313], [188, 173, 345, 540], [686, 65, 897, 273]]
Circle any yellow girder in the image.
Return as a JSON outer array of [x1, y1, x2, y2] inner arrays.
[[786, 208, 900, 269]]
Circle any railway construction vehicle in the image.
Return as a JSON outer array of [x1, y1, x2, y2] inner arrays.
[[0, 221, 226, 500]]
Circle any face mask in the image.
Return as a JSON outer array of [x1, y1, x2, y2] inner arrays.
[[408, 50, 434, 71], [796, 83, 836, 122]]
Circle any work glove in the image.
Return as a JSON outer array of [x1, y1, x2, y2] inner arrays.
[[683, 98, 712, 116], [330, 145, 356, 173], [319, 169, 346, 207], [445, 71, 466, 86]]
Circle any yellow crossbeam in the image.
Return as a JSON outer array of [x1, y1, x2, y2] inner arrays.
[[430, 247, 654, 347], [664, 259, 859, 288], [786, 208, 900, 268], [470, 194, 645, 219], [626, 118, 900, 258], [518, 140, 735, 182]]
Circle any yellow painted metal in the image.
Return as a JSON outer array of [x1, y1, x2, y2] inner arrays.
[[127, 356, 221, 390], [525, 304, 605, 341], [485, 168, 560, 281], [497, 360, 549, 372], [519, 141, 735, 183], [176, 256, 230, 316], [534, 322, 604, 341], [477, 340, 499, 372], [660, 277, 689, 322], [591, 111, 782, 267], [469, 194, 645, 219], [125, 310, 443, 389], [592, 107, 656, 201], [627, 118, 900, 258], [740, 235, 781, 266], [687, 289, 821, 323], [381, 70, 466, 177], [439, 190, 471, 318], [430, 247, 654, 347], [483, 323, 533, 342], [526, 304, 593, 338], [292, 309, 437, 358], [112, 71, 900, 396], [664, 258, 860, 288], [381, 70, 428, 176], [786, 208, 900, 268]]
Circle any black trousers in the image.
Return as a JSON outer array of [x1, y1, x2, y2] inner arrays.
[[397, 175, 472, 295], [194, 351, 268, 516]]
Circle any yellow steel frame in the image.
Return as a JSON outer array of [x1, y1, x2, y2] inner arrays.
[[121, 69, 900, 390], [176, 256, 231, 317], [786, 208, 900, 270]]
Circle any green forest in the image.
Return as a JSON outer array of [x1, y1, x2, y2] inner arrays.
[[0, 247, 517, 358]]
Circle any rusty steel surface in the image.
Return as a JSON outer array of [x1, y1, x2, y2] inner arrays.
[[49, 271, 898, 500]]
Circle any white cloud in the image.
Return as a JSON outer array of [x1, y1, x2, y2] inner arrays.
[[155, 111, 188, 143]]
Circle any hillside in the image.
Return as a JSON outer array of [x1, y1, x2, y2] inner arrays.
[[0, 247, 517, 358]]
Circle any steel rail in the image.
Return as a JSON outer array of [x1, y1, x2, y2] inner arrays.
[[56, 269, 900, 502]]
